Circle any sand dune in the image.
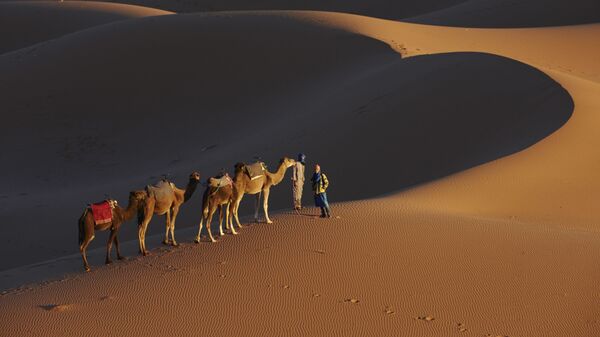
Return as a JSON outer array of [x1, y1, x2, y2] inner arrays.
[[286, 12, 600, 228], [1, 201, 599, 337], [407, 0, 600, 28], [0, 1, 171, 54], [0, 12, 572, 269], [79, 0, 466, 19], [1, 3, 599, 337]]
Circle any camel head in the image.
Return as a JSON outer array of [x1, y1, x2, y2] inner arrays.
[[234, 162, 245, 173], [189, 172, 201, 182], [183, 172, 201, 202], [129, 190, 147, 202], [280, 157, 296, 168]]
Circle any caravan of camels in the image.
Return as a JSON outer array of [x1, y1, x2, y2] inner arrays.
[[78, 157, 296, 271]]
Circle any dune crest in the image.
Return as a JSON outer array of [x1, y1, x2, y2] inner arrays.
[[0, 12, 574, 269], [407, 0, 600, 28], [0, 1, 172, 54]]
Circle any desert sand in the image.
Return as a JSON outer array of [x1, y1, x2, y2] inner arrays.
[[0, 0, 599, 336]]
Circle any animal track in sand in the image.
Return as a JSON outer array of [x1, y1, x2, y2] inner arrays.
[[457, 322, 468, 332], [344, 298, 360, 304], [415, 315, 435, 321], [39, 304, 72, 312], [384, 306, 395, 315]]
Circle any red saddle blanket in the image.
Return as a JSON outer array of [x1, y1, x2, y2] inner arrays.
[[91, 201, 114, 225]]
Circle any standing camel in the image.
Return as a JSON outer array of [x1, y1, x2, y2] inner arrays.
[[78, 191, 147, 272], [229, 157, 295, 228], [194, 173, 236, 244], [138, 172, 200, 255]]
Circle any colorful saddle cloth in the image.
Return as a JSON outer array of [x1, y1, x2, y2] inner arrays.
[[245, 162, 266, 180], [91, 200, 116, 225], [209, 173, 233, 188]]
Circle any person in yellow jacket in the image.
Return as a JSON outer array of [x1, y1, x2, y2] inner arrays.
[[311, 164, 331, 218]]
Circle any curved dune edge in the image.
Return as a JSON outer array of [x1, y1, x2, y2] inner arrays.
[[75, 0, 467, 19], [405, 0, 600, 28], [0, 12, 573, 269], [0, 1, 172, 54], [0, 10, 598, 337], [284, 11, 600, 228]]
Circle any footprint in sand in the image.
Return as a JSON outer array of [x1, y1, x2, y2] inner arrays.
[[415, 315, 435, 322], [384, 306, 395, 315], [344, 298, 360, 304], [457, 322, 468, 332], [39, 304, 72, 312]]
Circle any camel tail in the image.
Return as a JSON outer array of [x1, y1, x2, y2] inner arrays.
[[78, 208, 88, 246]]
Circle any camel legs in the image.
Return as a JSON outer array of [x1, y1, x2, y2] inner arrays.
[[138, 224, 147, 256], [194, 213, 205, 243], [195, 206, 217, 243], [218, 205, 225, 236], [79, 223, 95, 272], [115, 233, 124, 260], [138, 201, 155, 256], [206, 207, 217, 243], [106, 229, 117, 265], [254, 192, 261, 223], [169, 206, 180, 246], [225, 202, 237, 235], [262, 188, 273, 224], [230, 194, 244, 229], [162, 209, 172, 245]]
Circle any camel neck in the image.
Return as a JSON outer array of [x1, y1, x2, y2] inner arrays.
[[123, 199, 139, 221], [184, 180, 198, 202], [269, 163, 288, 186]]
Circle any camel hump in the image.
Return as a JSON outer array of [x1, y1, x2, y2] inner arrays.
[[209, 174, 232, 188], [147, 180, 175, 200], [246, 162, 266, 179]]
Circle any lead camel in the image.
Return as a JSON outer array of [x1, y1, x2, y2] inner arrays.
[[229, 157, 295, 228]]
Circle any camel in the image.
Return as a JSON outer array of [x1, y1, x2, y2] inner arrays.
[[229, 157, 296, 228], [78, 191, 147, 272], [194, 173, 236, 244], [137, 172, 200, 255]]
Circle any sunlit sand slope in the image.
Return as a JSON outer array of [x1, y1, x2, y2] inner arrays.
[[0, 1, 171, 54], [0, 13, 571, 269], [79, 0, 466, 19], [407, 0, 600, 28]]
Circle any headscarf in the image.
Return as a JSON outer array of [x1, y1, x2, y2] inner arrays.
[[298, 153, 306, 164]]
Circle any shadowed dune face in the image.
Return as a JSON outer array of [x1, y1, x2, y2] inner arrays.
[[0, 13, 573, 269], [407, 0, 600, 28], [306, 52, 574, 201], [0, 1, 171, 55], [76, 0, 467, 19]]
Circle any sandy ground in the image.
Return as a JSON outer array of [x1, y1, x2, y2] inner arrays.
[[0, 0, 599, 336]]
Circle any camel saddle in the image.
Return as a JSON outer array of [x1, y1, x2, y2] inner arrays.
[[146, 180, 175, 200], [90, 200, 117, 225], [245, 162, 266, 180], [209, 173, 233, 188]]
